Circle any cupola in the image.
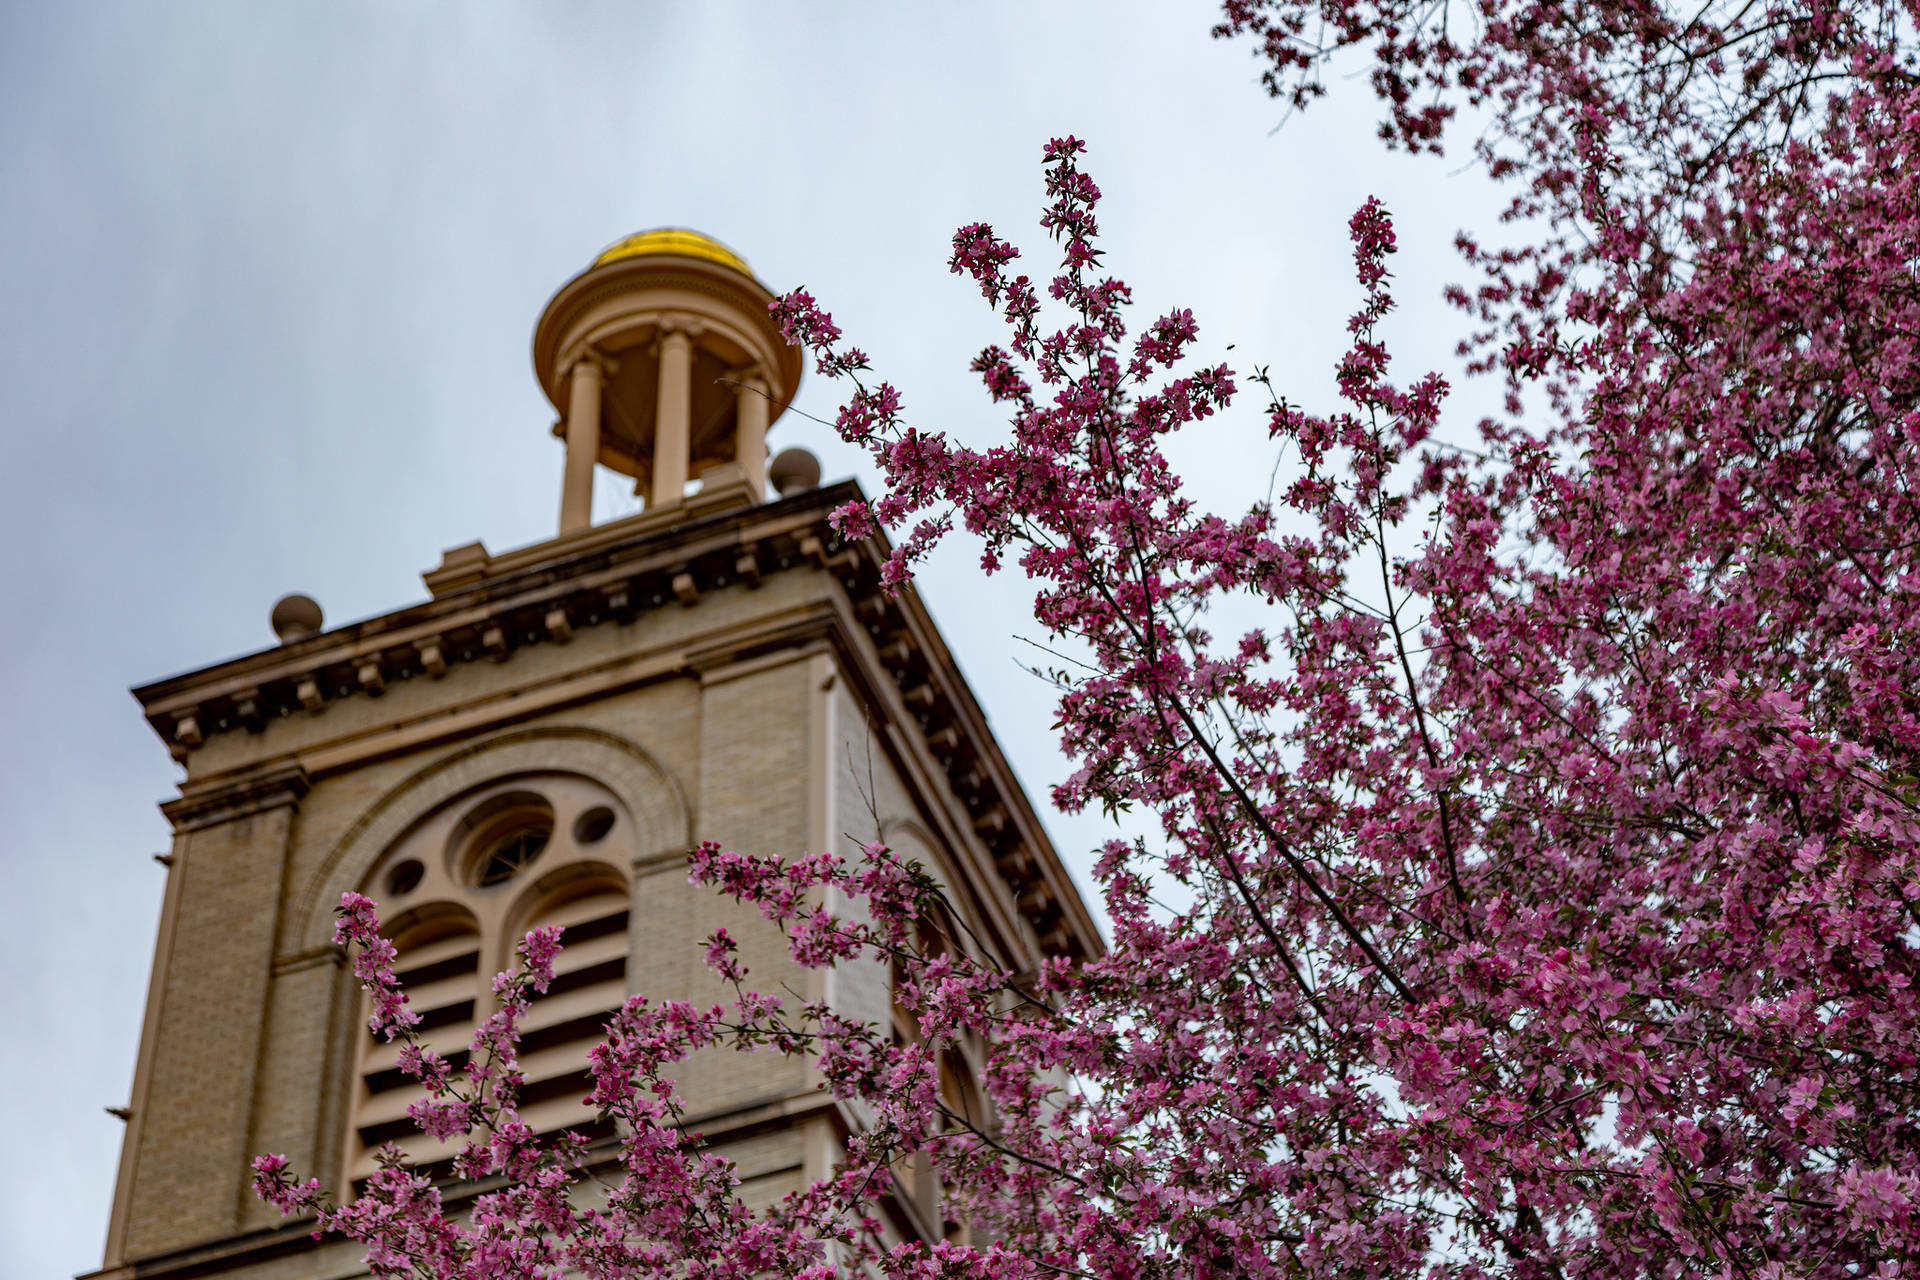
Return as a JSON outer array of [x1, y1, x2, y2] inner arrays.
[[532, 228, 803, 533]]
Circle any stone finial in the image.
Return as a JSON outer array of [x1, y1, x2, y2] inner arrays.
[[768, 447, 822, 497], [270, 594, 323, 643]]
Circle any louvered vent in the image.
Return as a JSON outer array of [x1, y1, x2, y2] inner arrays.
[[344, 777, 635, 1194], [349, 920, 481, 1188], [517, 880, 630, 1143]]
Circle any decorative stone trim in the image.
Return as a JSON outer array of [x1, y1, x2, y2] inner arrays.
[[531, 262, 800, 411], [269, 945, 344, 978], [416, 639, 447, 678], [632, 843, 699, 880], [295, 677, 325, 713], [135, 481, 1100, 964], [287, 725, 690, 955], [161, 762, 311, 832], [134, 489, 859, 753], [815, 529, 1102, 965]]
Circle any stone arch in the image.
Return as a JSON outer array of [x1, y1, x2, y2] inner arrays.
[[290, 726, 690, 955], [383, 899, 481, 949], [503, 858, 630, 944]]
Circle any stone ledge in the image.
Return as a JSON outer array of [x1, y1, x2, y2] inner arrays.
[[134, 483, 863, 757], [160, 762, 310, 832]]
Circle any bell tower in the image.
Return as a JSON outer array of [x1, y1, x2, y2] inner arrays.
[[87, 233, 1099, 1280]]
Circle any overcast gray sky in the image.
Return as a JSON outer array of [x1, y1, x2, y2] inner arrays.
[[0, 5, 1507, 1276]]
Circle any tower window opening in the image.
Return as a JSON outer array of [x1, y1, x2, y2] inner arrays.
[[348, 778, 639, 1198], [573, 805, 616, 844], [451, 791, 558, 888], [476, 827, 549, 886], [385, 858, 425, 896]]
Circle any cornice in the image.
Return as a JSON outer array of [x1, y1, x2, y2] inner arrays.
[[530, 254, 803, 409], [132, 485, 864, 745], [809, 536, 1105, 964], [135, 482, 1102, 962]]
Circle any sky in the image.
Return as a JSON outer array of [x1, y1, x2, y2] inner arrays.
[[0, 4, 1510, 1276]]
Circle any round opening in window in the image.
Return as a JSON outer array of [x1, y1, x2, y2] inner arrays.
[[385, 858, 425, 897], [450, 790, 557, 888], [573, 805, 616, 845]]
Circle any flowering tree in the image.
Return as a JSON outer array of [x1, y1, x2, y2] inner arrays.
[[257, 3, 1920, 1276]]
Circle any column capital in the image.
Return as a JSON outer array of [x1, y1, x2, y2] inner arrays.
[[563, 345, 618, 381], [651, 316, 702, 349]]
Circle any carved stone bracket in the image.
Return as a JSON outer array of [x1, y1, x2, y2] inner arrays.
[[415, 638, 447, 678]]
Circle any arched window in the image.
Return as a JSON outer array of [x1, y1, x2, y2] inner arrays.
[[347, 774, 635, 1192]]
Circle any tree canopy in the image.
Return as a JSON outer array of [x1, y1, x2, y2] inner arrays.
[[257, 4, 1920, 1275]]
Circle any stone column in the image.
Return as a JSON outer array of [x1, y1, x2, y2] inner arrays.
[[734, 370, 771, 500], [651, 326, 693, 510], [559, 356, 605, 534]]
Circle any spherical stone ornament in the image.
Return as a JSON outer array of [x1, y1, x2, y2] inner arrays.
[[768, 447, 822, 497], [270, 593, 324, 643]]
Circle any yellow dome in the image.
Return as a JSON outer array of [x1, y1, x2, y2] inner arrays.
[[593, 228, 753, 277]]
